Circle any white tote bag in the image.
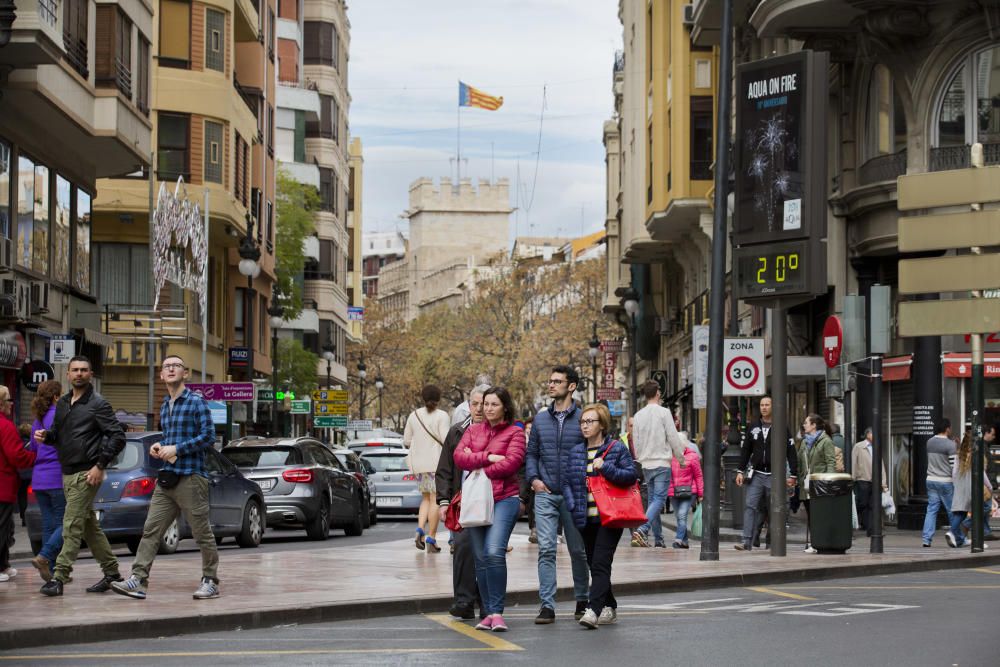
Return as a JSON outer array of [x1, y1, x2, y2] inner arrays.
[[459, 469, 494, 527]]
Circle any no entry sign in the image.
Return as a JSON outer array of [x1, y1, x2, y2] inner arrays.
[[723, 338, 765, 396], [822, 315, 843, 368]]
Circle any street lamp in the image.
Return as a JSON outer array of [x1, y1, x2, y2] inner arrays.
[[238, 203, 262, 382], [322, 338, 336, 390], [588, 322, 601, 403], [375, 374, 384, 428], [268, 298, 284, 437], [357, 353, 367, 420], [621, 286, 639, 417]]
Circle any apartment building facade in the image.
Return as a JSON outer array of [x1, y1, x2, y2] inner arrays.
[[92, 0, 277, 423], [0, 0, 152, 421]]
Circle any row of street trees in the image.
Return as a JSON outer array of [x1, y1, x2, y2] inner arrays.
[[348, 256, 621, 429]]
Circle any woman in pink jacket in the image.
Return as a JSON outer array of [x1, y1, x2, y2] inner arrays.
[[668, 435, 703, 549], [454, 386, 525, 633]]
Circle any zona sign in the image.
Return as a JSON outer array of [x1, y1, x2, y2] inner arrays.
[[723, 338, 765, 396]]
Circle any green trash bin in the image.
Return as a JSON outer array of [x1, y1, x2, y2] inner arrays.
[[808, 473, 854, 554]]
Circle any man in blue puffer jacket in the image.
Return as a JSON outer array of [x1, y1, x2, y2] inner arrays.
[[525, 365, 591, 624]]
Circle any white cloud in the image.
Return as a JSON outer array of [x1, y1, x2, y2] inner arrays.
[[347, 1, 621, 239]]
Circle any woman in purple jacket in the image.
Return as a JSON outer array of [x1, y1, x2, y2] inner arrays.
[[27, 380, 63, 582]]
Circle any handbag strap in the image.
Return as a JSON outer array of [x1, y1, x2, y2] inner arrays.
[[414, 410, 445, 446]]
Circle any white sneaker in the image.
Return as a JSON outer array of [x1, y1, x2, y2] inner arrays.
[[803, 545, 818, 554], [0, 567, 16, 581], [578, 608, 599, 629], [598, 607, 617, 625], [945, 531, 958, 548], [193, 577, 220, 600], [0, 572, 9, 582]]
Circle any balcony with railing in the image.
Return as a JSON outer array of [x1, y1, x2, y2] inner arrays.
[[233, 72, 259, 116], [858, 149, 907, 185], [930, 143, 1000, 172], [4, 0, 66, 67]]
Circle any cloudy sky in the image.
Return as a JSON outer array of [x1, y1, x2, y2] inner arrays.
[[347, 1, 622, 242]]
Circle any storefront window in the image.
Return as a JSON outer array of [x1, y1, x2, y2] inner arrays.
[[0, 140, 10, 239], [16, 155, 34, 268], [75, 189, 91, 293], [54, 175, 71, 284]]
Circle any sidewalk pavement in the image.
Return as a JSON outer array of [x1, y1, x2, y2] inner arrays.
[[2, 517, 998, 650]]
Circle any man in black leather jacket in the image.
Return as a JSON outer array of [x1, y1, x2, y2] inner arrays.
[[35, 356, 126, 596]]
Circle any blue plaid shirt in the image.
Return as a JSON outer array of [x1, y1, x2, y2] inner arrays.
[[160, 387, 215, 478]]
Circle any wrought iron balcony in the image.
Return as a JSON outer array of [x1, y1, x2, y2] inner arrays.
[[858, 150, 907, 186]]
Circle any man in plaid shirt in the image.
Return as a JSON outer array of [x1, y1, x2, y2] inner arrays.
[[112, 354, 220, 600]]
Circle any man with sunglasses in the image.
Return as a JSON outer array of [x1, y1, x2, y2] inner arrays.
[[112, 355, 219, 600], [526, 365, 590, 624]]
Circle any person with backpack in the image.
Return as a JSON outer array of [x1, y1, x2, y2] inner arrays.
[[405, 384, 451, 553]]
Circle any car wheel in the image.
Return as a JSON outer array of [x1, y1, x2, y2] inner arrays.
[[156, 518, 180, 555], [236, 499, 264, 548], [362, 497, 372, 529], [305, 496, 331, 541], [344, 494, 364, 537], [126, 538, 141, 555]]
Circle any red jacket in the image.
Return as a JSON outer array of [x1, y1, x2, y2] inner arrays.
[[669, 448, 704, 499], [0, 413, 36, 503], [454, 420, 526, 502]]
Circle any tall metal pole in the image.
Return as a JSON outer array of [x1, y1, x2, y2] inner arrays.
[[326, 360, 331, 390], [272, 328, 279, 437], [202, 188, 209, 382], [699, 0, 733, 562], [147, 152, 156, 431], [770, 306, 788, 557], [871, 354, 884, 553], [629, 316, 637, 416], [971, 143, 986, 553]]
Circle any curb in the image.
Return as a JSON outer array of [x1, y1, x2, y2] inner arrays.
[[3, 551, 999, 651]]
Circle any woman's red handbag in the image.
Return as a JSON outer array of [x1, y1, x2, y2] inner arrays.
[[587, 475, 647, 529], [444, 492, 463, 532]]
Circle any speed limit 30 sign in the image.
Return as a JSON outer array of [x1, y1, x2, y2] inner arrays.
[[723, 338, 765, 396]]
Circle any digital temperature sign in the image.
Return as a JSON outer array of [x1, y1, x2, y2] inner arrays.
[[734, 241, 821, 299]]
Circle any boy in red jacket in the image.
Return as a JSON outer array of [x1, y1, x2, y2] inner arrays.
[[0, 386, 37, 581]]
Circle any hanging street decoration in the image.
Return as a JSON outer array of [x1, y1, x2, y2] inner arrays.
[[151, 177, 208, 317]]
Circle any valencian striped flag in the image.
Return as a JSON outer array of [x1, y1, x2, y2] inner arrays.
[[459, 81, 503, 111]]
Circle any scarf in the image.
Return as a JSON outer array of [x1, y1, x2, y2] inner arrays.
[[804, 429, 824, 450]]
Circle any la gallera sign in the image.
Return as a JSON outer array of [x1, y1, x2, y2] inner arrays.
[[151, 177, 208, 316]]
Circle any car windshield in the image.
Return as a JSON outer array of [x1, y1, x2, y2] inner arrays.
[[107, 441, 143, 470], [363, 453, 409, 472], [223, 447, 302, 467]]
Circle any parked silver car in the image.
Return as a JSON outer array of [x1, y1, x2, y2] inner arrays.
[[358, 447, 421, 516], [223, 437, 365, 540]]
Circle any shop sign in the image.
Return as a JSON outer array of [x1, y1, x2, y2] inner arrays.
[[21, 359, 55, 392]]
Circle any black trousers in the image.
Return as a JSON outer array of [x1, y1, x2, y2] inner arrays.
[[0, 502, 14, 571], [855, 480, 873, 535], [452, 527, 481, 611], [581, 522, 623, 615]]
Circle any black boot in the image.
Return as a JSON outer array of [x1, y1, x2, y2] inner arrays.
[[40, 580, 63, 596], [87, 573, 124, 593]]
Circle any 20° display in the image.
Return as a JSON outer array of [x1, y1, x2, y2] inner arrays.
[[734, 241, 810, 299]]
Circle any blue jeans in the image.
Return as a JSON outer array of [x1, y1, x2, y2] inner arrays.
[[35, 488, 65, 562], [640, 467, 671, 542], [467, 496, 520, 615], [534, 491, 589, 609], [922, 481, 954, 545], [956, 501, 994, 541], [673, 496, 693, 544]]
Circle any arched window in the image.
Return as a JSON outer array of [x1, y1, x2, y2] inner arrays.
[[932, 46, 1000, 169]]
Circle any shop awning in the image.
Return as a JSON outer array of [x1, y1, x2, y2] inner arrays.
[[883, 355, 912, 382], [942, 352, 1000, 378]]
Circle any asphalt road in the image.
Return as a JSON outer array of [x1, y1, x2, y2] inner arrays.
[[3, 566, 996, 666]]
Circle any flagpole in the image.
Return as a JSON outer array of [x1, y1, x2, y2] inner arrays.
[[457, 103, 462, 182]]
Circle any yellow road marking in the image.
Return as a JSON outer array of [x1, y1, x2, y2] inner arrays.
[[425, 614, 523, 651], [972, 567, 1000, 574], [746, 586, 816, 601], [0, 648, 497, 661], [778, 585, 1000, 590]]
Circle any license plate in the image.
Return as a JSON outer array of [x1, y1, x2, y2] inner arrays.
[[94, 510, 102, 522], [256, 479, 275, 491], [380, 496, 402, 507]]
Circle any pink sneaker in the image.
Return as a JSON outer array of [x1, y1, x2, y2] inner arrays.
[[491, 614, 508, 632], [475, 615, 494, 631]]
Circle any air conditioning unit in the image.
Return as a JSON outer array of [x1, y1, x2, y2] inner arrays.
[[0, 276, 31, 320], [0, 237, 12, 272], [30, 280, 51, 314], [682, 3, 695, 25]]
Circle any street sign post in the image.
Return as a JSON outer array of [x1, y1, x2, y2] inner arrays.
[[290, 399, 311, 415], [346, 419, 372, 430], [732, 50, 829, 559], [314, 402, 348, 416], [314, 416, 347, 428], [722, 338, 765, 396], [312, 390, 348, 402], [823, 316, 843, 368]]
